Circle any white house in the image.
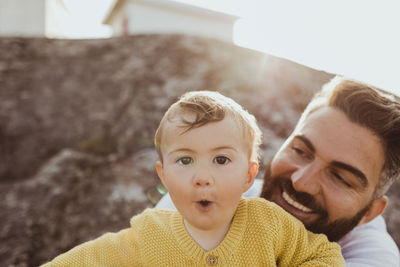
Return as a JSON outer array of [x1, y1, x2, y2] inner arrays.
[[46, 0, 74, 38], [0, 0, 47, 37], [0, 0, 69, 38], [103, 0, 238, 43]]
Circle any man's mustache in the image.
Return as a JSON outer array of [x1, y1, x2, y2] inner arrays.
[[279, 178, 326, 215]]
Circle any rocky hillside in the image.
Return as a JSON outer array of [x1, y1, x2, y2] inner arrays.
[[0, 35, 398, 267]]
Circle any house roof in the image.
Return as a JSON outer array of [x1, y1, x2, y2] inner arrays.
[[102, 0, 238, 25]]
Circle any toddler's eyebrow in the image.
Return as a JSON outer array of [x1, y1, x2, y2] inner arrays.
[[211, 146, 238, 152], [167, 148, 194, 156], [168, 146, 237, 156]]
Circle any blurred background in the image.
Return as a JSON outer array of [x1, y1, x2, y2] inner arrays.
[[1, 0, 400, 94], [0, 0, 399, 266]]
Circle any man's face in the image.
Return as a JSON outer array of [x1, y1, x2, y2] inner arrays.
[[261, 106, 385, 241]]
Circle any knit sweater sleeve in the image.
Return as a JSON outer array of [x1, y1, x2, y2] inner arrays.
[[40, 227, 141, 267], [271, 203, 345, 267]]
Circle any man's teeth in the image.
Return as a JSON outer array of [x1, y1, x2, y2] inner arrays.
[[282, 192, 312, 213]]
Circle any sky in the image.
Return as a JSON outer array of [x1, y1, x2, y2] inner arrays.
[[61, 0, 400, 96], [60, 0, 114, 38]]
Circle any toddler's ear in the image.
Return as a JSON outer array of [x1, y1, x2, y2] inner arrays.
[[245, 162, 258, 191], [155, 161, 166, 186]]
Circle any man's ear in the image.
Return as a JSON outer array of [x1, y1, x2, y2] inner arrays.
[[358, 196, 388, 225], [155, 161, 166, 188], [244, 162, 259, 191]]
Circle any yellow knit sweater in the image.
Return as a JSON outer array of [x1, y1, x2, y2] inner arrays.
[[41, 197, 344, 266]]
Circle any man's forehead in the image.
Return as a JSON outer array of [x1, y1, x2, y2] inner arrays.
[[295, 107, 382, 152]]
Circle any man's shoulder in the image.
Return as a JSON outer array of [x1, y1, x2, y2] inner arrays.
[[339, 215, 395, 245], [242, 179, 263, 197], [339, 215, 399, 266]]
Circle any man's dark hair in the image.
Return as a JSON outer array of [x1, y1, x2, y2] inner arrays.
[[303, 76, 400, 197]]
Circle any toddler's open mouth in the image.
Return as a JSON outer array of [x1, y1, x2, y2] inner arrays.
[[195, 199, 213, 211], [199, 200, 211, 207]]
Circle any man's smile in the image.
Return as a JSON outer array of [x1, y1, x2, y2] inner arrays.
[[261, 176, 325, 225], [282, 191, 312, 213]]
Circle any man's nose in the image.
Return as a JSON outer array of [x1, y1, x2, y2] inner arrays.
[[291, 162, 321, 195]]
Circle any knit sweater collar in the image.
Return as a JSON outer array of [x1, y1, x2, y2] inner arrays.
[[171, 197, 248, 263]]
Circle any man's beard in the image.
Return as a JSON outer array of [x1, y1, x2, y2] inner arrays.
[[260, 162, 372, 242]]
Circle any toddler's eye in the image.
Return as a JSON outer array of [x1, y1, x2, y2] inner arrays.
[[177, 157, 193, 165], [214, 156, 230, 165]]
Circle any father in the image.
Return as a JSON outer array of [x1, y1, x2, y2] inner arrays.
[[156, 77, 400, 266]]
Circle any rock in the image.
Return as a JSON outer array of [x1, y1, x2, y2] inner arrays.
[[0, 148, 159, 266]]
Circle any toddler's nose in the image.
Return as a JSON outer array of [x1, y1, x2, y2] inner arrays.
[[193, 173, 214, 188]]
